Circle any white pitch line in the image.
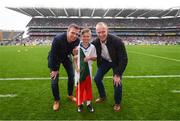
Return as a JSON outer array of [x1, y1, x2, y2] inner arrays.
[[171, 90, 180, 93], [124, 75, 180, 78], [0, 77, 50, 80], [0, 94, 17, 98], [129, 51, 180, 62], [105, 75, 180, 78], [0, 75, 180, 81]]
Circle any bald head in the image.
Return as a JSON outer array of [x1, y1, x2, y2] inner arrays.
[[96, 22, 108, 30], [96, 22, 108, 42]]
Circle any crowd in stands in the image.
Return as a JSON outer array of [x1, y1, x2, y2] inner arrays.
[[2, 35, 179, 46], [122, 36, 180, 45], [1, 35, 180, 46], [1, 17, 180, 46], [27, 17, 180, 28], [21, 36, 52, 46]]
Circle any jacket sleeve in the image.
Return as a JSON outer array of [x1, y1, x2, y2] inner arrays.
[[71, 39, 80, 56], [48, 35, 61, 71], [114, 40, 128, 76]]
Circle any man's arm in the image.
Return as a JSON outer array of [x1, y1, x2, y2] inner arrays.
[[114, 39, 128, 76], [71, 39, 80, 56], [113, 40, 127, 87], [48, 35, 61, 71]]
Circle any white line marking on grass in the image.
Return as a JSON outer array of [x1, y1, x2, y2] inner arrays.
[[0, 94, 17, 98], [0, 75, 180, 81], [0, 77, 50, 80], [129, 51, 180, 62], [124, 75, 180, 78], [106, 75, 180, 78], [171, 90, 180, 93]]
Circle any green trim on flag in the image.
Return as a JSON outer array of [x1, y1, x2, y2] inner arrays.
[[80, 48, 90, 82]]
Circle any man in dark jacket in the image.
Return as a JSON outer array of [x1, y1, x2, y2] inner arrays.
[[48, 24, 80, 111], [92, 22, 128, 112]]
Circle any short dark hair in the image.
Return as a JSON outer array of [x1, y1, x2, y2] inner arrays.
[[67, 24, 80, 31]]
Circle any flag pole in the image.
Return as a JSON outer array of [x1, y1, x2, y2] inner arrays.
[[77, 47, 80, 106]]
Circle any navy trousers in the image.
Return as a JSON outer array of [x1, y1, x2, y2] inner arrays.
[[50, 59, 74, 101], [94, 59, 122, 104]]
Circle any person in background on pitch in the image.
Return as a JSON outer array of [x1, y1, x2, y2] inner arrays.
[[92, 22, 128, 112], [48, 24, 80, 111], [73, 28, 97, 113]]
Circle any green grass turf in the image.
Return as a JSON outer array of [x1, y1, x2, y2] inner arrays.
[[0, 45, 180, 120]]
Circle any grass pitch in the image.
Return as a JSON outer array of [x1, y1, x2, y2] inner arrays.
[[0, 45, 180, 120]]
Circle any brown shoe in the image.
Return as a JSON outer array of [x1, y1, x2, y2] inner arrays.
[[113, 104, 120, 112], [95, 97, 105, 103], [68, 95, 76, 102], [53, 101, 59, 111]]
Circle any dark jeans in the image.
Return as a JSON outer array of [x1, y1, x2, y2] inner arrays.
[[94, 59, 122, 104], [50, 59, 74, 101]]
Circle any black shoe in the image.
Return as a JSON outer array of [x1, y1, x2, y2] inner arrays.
[[77, 104, 83, 112], [87, 104, 94, 112]]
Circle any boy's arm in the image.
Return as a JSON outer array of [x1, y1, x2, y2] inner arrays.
[[84, 44, 97, 62], [73, 55, 80, 72], [84, 56, 97, 62]]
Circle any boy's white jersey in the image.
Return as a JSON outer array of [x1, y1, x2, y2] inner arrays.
[[74, 42, 97, 86]]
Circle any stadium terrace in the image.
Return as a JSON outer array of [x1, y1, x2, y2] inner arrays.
[[1, 7, 180, 45]]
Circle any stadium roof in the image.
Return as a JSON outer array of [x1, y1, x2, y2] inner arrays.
[[6, 7, 180, 19]]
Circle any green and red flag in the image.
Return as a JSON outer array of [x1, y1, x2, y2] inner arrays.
[[79, 48, 90, 83], [75, 47, 92, 106]]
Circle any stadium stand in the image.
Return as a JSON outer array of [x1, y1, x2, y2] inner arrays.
[[0, 30, 24, 45], [6, 7, 180, 45]]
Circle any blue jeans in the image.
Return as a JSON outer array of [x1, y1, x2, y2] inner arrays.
[[50, 59, 74, 101], [94, 59, 122, 104]]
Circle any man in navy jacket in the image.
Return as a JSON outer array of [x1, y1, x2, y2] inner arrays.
[[92, 22, 128, 112], [48, 24, 80, 111]]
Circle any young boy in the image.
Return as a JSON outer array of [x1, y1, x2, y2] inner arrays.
[[73, 28, 97, 112]]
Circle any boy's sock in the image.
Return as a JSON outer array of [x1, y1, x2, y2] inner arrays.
[[86, 101, 91, 106]]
